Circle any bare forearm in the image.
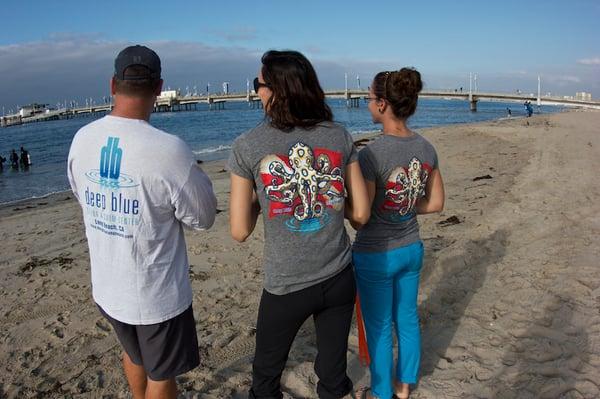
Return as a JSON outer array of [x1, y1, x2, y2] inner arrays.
[[417, 169, 445, 214], [345, 198, 368, 229], [416, 196, 444, 214], [230, 175, 261, 242]]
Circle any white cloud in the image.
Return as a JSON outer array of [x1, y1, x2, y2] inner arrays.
[[577, 57, 600, 66], [0, 37, 263, 108], [0, 36, 387, 107], [1, 36, 598, 108], [506, 70, 529, 76], [548, 75, 582, 84]]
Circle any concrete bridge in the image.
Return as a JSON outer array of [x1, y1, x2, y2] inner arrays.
[[2, 90, 599, 128], [327, 89, 600, 110]]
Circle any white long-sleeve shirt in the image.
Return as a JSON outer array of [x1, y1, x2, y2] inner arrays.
[[67, 115, 217, 324]]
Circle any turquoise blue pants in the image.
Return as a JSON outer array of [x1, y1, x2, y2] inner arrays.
[[353, 241, 424, 399]]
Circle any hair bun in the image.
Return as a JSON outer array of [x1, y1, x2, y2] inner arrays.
[[372, 67, 423, 119], [390, 68, 422, 98]]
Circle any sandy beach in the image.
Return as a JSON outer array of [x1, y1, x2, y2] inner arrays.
[[1, 109, 599, 398]]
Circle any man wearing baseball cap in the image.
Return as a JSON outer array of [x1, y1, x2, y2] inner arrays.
[[67, 45, 217, 398]]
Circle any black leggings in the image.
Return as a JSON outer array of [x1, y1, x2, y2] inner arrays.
[[249, 265, 356, 399]]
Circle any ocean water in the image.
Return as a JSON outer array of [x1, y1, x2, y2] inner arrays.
[[0, 98, 561, 204]]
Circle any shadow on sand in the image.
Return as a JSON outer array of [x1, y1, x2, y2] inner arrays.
[[419, 229, 508, 377], [491, 293, 590, 399]]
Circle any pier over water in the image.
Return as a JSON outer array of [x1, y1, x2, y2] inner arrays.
[[2, 90, 599, 128]]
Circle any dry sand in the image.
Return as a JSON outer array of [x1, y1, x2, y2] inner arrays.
[[0, 109, 599, 398]]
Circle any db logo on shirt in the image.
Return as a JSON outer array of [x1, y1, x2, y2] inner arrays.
[[84, 136, 138, 188], [100, 137, 122, 179]]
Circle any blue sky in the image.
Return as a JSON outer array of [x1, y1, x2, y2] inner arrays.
[[1, 0, 599, 111]]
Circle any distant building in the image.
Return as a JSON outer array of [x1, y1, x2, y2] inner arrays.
[[222, 82, 230, 95], [575, 92, 592, 101], [19, 103, 48, 117], [1, 114, 23, 127], [158, 90, 179, 100]]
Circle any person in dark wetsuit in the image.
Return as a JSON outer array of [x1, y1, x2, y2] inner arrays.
[[10, 149, 19, 169], [20, 146, 30, 168]]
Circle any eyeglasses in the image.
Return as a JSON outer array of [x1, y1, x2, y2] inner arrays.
[[365, 96, 381, 102], [253, 77, 269, 93]]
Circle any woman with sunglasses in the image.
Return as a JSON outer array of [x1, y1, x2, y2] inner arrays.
[[352, 68, 445, 399], [228, 50, 370, 399]]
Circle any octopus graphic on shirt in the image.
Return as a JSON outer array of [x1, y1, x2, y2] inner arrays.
[[260, 142, 345, 232], [382, 157, 432, 217]]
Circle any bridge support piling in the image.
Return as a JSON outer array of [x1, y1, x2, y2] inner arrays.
[[345, 93, 360, 108], [469, 94, 478, 112], [208, 98, 225, 111], [470, 99, 478, 112]]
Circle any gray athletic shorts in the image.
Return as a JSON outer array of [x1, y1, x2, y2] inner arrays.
[[97, 304, 200, 381]]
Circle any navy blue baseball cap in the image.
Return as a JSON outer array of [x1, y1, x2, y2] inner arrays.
[[114, 45, 161, 80]]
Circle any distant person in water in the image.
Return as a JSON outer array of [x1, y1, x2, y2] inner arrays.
[[507, 107, 512, 117], [20, 146, 30, 167], [0, 155, 6, 171], [10, 149, 18, 169]]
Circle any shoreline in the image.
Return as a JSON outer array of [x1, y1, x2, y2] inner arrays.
[[0, 95, 582, 131]]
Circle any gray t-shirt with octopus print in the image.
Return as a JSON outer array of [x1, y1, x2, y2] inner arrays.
[[353, 133, 438, 253], [228, 121, 358, 295]]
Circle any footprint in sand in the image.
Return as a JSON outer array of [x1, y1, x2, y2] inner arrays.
[[205, 324, 313, 371], [189, 269, 210, 282], [95, 319, 112, 333], [205, 336, 256, 370], [3, 303, 75, 325], [57, 313, 70, 326], [52, 327, 64, 339]]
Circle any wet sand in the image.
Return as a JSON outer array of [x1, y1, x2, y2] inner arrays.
[[1, 109, 599, 398]]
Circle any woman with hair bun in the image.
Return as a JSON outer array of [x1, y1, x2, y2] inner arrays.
[[353, 68, 445, 399]]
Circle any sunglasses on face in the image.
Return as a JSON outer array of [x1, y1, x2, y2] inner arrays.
[[253, 77, 269, 93]]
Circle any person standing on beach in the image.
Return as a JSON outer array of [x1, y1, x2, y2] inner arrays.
[[525, 101, 534, 117], [228, 50, 370, 399], [67, 45, 217, 399], [352, 69, 445, 399]]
